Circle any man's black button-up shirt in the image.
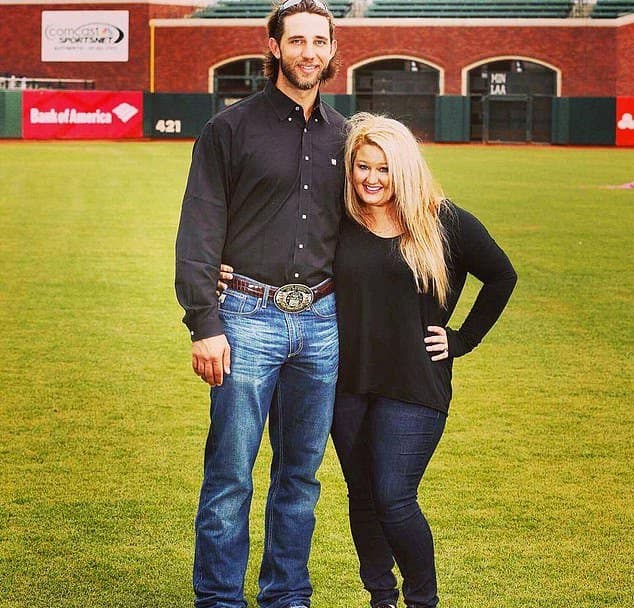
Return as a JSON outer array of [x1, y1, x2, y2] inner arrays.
[[176, 80, 347, 340]]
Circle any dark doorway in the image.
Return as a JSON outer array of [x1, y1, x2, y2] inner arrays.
[[354, 59, 440, 139], [213, 58, 266, 112], [468, 59, 556, 143]]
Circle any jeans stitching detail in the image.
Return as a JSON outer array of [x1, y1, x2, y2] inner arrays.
[[265, 385, 284, 553], [286, 312, 303, 358], [297, 314, 304, 354]]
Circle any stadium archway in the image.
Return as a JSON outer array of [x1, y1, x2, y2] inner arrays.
[[349, 57, 442, 138], [209, 56, 266, 112], [464, 57, 559, 143]]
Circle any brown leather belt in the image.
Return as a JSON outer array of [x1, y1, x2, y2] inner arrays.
[[227, 277, 334, 313]]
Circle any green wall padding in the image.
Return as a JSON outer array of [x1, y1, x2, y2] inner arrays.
[[435, 96, 470, 142], [0, 91, 22, 138], [552, 97, 615, 145], [144, 92, 214, 138]]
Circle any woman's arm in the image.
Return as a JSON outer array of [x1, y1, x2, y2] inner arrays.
[[445, 206, 518, 358]]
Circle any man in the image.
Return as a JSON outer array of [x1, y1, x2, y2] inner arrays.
[[175, 2, 345, 607]]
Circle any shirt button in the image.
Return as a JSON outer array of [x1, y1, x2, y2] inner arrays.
[[302, 214, 307, 219], [304, 156, 309, 161], [303, 184, 309, 190], [294, 272, 300, 278], [295, 106, 300, 111], [299, 243, 304, 249], [314, 118, 319, 122], [304, 128, 307, 133], [288, 117, 292, 122]]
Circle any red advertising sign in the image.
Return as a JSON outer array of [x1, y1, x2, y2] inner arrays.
[[616, 97, 634, 147], [23, 90, 143, 139]]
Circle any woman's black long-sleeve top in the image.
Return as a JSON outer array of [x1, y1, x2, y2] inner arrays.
[[334, 202, 518, 414]]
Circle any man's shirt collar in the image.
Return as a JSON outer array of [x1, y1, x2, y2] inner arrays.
[[264, 79, 330, 124]]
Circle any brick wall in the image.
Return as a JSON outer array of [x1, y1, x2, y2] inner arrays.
[[617, 21, 634, 97], [0, 3, 193, 90], [332, 23, 617, 96], [153, 19, 627, 97], [154, 25, 268, 93], [1, 5, 632, 97]]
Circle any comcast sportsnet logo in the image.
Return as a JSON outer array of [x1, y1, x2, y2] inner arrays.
[[112, 102, 138, 123]]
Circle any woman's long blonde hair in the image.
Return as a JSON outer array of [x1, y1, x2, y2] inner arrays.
[[344, 112, 450, 306]]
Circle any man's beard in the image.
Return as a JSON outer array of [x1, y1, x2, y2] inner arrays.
[[279, 55, 326, 90]]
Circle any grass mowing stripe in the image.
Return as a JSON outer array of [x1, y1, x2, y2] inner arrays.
[[0, 141, 632, 608]]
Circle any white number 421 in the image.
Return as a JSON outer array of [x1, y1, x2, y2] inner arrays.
[[155, 119, 181, 133]]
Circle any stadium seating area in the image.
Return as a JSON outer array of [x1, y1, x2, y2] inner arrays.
[[590, 0, 634, 18], [189, 0, 634, 20], [364, 0, 574, 18], [192, 1, 353, 19]]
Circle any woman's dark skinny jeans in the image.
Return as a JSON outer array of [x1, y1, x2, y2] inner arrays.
[[331, 393, 447, 608]]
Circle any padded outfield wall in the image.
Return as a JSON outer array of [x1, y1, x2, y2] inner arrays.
[[2, 90, 633, 146]]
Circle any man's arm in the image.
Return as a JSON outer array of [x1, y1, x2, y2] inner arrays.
[[192, 335, 231, 387], [175, 119, 232, 384]]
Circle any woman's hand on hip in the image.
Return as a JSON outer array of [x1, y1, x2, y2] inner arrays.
[[425, 326, 449, 361]]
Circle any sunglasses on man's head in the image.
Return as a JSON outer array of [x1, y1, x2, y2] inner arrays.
[[278, 0, 329, 14]]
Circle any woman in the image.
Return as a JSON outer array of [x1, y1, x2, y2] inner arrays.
[[217, 113, 516, 608], [331, 113, 517, 608]]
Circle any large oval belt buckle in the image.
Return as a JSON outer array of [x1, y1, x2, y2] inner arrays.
[[273, 284, 314, 313]]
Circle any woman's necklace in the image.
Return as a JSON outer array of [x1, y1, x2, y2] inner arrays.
[[367, 215, 402, 238]]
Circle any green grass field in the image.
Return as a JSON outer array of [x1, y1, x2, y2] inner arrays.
[[0, 141, 632, 608]]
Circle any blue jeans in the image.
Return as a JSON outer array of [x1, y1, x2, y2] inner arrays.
[[331, 394, 447, 608], [193, 277, 338, 608]]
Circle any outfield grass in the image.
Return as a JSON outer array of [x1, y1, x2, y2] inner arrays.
[[0, 141, 632, 608]]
